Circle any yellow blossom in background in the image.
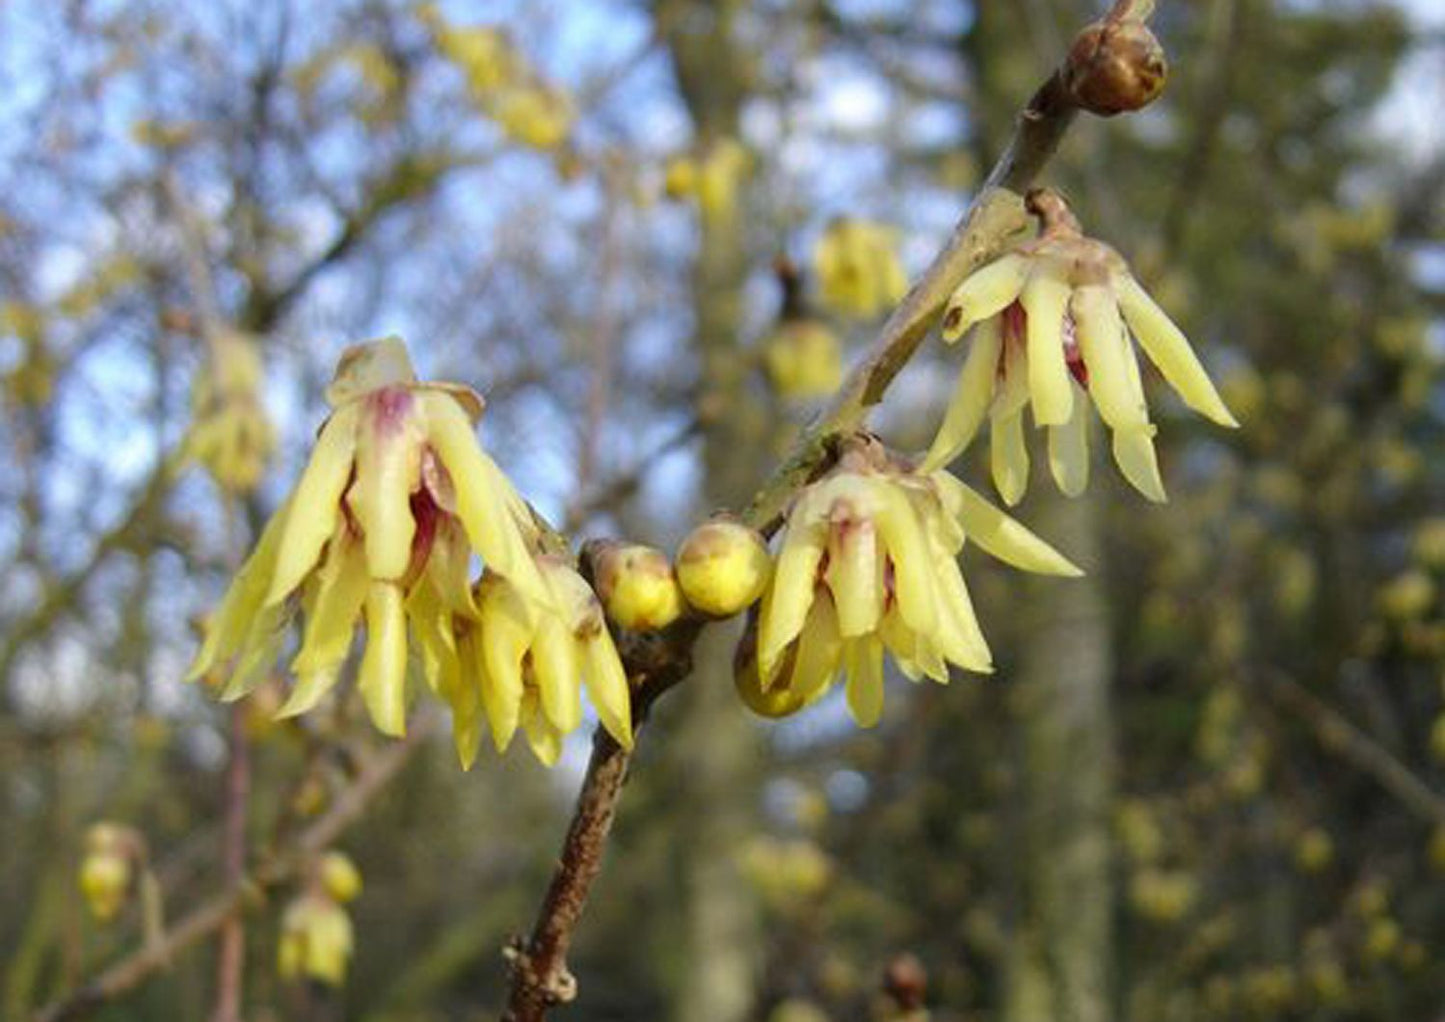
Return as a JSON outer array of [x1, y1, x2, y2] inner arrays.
[[812, 218, 908, 321], [458, 556, 634, 767], [490, 84, 574, 150], [188, 336, 549, 740], [319, 851, 363, 903], [662, 138, 752, 225], [750, 440, 1080, 726], [762, 318, 844, 401], [185, 331, 275, 493], [78, 822, 138, 923], [924, 227, 1237, 504], [278, 894, 354, 987]]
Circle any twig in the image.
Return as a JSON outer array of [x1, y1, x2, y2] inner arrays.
[[1262, 672, 1445, 828], [31, 718, 436, 1022], [209, 706, 250, 1022], [501, 4, 1167, 1018]]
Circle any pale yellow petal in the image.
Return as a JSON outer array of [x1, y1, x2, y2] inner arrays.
[[990, 404, 1029, 507], [350, 389, 424, 581], [873, 483, 939, 638], [1048, 382, 1091, 497], [1020, 271, 1074, 426], [280, 535, 368, 717], [358, 582, 408, 736], [476, 576, 532, 751], [520, 693, 564, 767], [531, 616, 581, 735], [583, 629, 634, 749], [942, 253, 1030, 342], [1113, 428, 1167, 503], [935, 472, 1083, 577], [1073, 285, 1144, 432], [843, 637, 885, 728], [932, 559, 993, 672], [790, 592, 843, 702], [188, 496, 291, 681], [826, 517, 883, 639], [757, 522, 826, 678], [1115, 273, 1238, 427], [922, 316, 1003, 471], [421, 392, 547, 607], [266, 405, 359, 605]]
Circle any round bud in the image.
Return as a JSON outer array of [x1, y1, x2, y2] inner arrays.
[[319, 851, 363, 903], [79, 852, 131, 922], [594, 543, 684, 631], [675, 520, 772, 618], [1064, 18, 1167, 117], [733, 624, 808, 719]]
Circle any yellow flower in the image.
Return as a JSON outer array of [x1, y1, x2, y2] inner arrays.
[[188, 337, 549, 739], [278, 894, 354, 987], [490, 84, 573, 150], [319, 851, 363, 904], [752, 441, 1080, 726], [185, 330, 275, 493], [924, 234, 1237, 504], [467, 557, 634, 766], [78, 823, 139, 923], [812, 218, 908, 321], [762, 318, 844, 401]]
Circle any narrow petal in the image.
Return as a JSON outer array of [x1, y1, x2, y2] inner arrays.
[[1021, 271, 1074, 426], [265, 405, 359, 605], [878, 606, 922, 681], [922, 316, 1003, 471], [942, 253, 1030, 341], [452, 631, 486, 770], [1115, 273, 1239, 427], [843, 637, 886, 728], [1113, 428, 1167, 503], [531, 616, 581, 735], [990, 404, 1029, 507], [421, 392, 548, 607], [935, 474, 1082, 576], [791, 593, 843, 702], [1073, 286, 1145, 432], [827, 518, 883, 639], [350, 389, 424, 582], [188, 497, 291, 681], [873, 483, 939, 638], [358, 582, 408, 736], [583, 630, 634, 749], [758, 521, 826, 678], [281, 535, 369, 717], [932, 559, 993, 672], [1048, 382, 1091, 497], [476, 577, 532, 751], [520, 692, 564, 767]]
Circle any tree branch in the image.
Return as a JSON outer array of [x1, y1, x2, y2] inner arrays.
[[501, 3, 1167, 1017], [30, 717, 436, 1022]]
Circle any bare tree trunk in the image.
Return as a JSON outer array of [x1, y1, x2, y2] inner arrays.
[[1004, 489, 1115, 1022]]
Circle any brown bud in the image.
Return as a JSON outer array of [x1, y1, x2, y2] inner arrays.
[[1064, 18, 1167, 117]]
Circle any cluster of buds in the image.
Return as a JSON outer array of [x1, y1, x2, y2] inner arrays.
[[185, 331, 275, 493], [591, 518, 773, 633], [277, 850, 363, 987], [77, 822, 145, 923], [663, 138, 753, 226], [424, 11, 573, 151], [189, 338, 633, 767], [742, 437, 1079, 726], [925, 189, 1237, 504], [812, 218, 909, 321]]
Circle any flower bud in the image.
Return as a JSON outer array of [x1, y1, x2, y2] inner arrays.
[[1064, 17, 1168, 117], [675, 519, 772, 618], [279, 894, 354, 987], [593, 542, 684, 631], [78, 822, 138, 923], [733, 621, 808, 719], [319, 851, 363, 904]]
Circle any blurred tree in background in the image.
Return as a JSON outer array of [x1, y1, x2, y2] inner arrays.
[[0, 1, 1442, 1020]]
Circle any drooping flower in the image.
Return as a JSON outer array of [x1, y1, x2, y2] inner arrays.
[[185, 330, 274, 493], [924, 194, 1237, 504], [462, 557, 634, 766], [750, 438, 1080, 727], [78, 823, 142, 923], [278, 893, 353, 987], [813, 218, 909, 321], [188, 337, 549, 738], [762, 318, 844, 401]]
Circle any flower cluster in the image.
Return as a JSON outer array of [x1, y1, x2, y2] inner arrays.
[[924, 192, 1237, 503], [189, 338, 632, 766], [745, 439, 1080, 726], [185, 331, 274, 493]]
